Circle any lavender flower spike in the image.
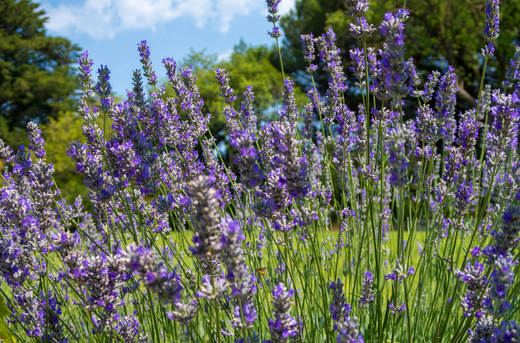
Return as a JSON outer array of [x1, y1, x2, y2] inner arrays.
[[137, 40, 158, 86], [359, 271, 374, 309], [189, 176, 222, 257], [455, 260, 489, 318], [379, 10, 410, 99], [266, 0, 282, 23], [267, 0, 283, 38], [268, 283, 298, 343], [221, 219, 258, 329], [330, 279, 364, 343], [344, 0, 369, 18], [483, 0, 500, 41]]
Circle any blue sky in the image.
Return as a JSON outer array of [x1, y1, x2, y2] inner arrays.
[[38, 0, 295, 97]]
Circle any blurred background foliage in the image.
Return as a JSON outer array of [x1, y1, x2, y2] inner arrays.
[[1, 0, 519, 203]]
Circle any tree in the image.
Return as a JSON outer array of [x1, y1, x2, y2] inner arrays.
[[42, 111, 88, 204], [279, 0, 520, 112], [0, 0, 80, 134]]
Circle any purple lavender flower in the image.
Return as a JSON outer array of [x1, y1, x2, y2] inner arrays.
[[458, 110, 481, 158], [137, 40, 158, 86], [504, 45, 520, 89], [454, 182, 474, 218], [267, 122, 310, 198], [220, 219, 258, 329], [387, 124, 411, 188], [113, 315, 149, 343], [487, 92, 519, 154], [379, 11, 410, 99], [268, 26, 283, 39], [279, 78, 298, 123], [197, 274, 227, 300], [230, 130, 264, 188], [301, 33, 316, 64], [240, 85, 257, 133], [415, 104, 440, 145], [95, 65, 113, 113], [468, 315, 494, 343], [120, 244, 183, 305], [26, 122, 45, 158], [483, 0, 500, 41], [350, 17, 376, 39], [268, 283, 298, 342], [330, 279, 364, 342], [350, 48, 366, 89], [215, 68, 240, 137], [315, 28, 348, 126], [482, 42, 495, 59], [486, 253, 514, 317], [491, 320, 520, 342], [15, 290, 66, 341], [456, 260, 489, 318], [266, 0, 282, 23], [358, 271, 374, 309], [420, 71, 441, 103], [266, 0, 283, 40], [166, 299, 199, 325], [78, 51, 97, 122], [389, 302, 406, 315], [189, 176, 223, 257], [343, 0, 369, 18]]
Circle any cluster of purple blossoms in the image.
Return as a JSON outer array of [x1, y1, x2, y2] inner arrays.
[[486, 92, 520, 166], [350, 17, 376, 39], [137, 40, 159, 86], [329, 279, 364, 343], [350, 48, 366, 89], [266, 0, 283, 38], [315, 28, 348, 125], [230, 130, 264, 188], [456, 260, 489, 318], [301, 33, 318, 73], [476, 205, 520, 341], [279, 78, 298, 123], [344, 0, 374, 39], [220, 220, 258, 329], [266, 121, 310, 198], [387, 124, 411, 188], [120, 244, 198, 326], [358, 271, 374, 309], [77, 50, 97, 122], [189, 176, 223, 257], [343, 0, 369, 17], [483, 0, 500, 41], [504, 45, 520, 89], [267, 283, 299, 343], [378, 10, 412, 99]]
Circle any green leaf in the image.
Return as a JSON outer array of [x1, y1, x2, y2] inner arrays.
[[0, 294, 15, 343], [0, 320, 15, 343], [0, 293, 9, 319]]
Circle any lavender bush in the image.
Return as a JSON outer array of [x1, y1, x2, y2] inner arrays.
[[1, 0, 520, 342]]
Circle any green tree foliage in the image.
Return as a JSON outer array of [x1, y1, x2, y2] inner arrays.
[[279, 0, 520, 110], [42, 111, 88, 204], [0, 0, 80, 136]]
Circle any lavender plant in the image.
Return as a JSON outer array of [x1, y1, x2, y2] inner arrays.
[[1, 0, 520, 342]]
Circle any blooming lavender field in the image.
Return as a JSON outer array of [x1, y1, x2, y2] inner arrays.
[[0, 0, 519, 342]]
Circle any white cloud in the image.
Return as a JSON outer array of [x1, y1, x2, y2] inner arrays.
[[41, 0, 291, 39], [217, 49, 233, 61], [278, 0, 295, 15]]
